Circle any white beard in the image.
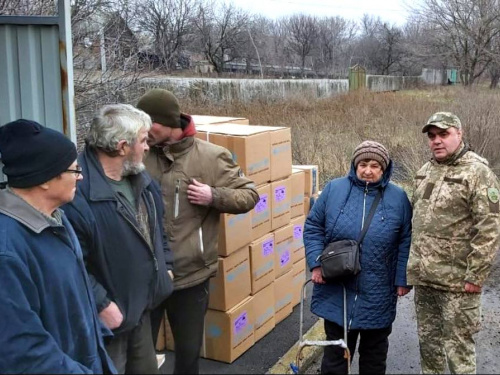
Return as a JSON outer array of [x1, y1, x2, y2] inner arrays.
[[122, 160, 145, 176]]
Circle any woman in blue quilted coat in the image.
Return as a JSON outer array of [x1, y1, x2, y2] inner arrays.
[[304, 140, 412, 374]]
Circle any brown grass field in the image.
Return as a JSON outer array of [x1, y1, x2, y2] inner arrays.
[[77, 85, 500, 191], [181, 86, 500, 189]]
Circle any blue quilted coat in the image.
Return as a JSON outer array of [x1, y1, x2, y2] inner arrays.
[[304, 161, 412, 329]]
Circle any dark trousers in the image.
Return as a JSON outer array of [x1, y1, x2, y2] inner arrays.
[[321, 320, 392, 375], [105, 312, 159, 374], [152, 280, 210, 374]]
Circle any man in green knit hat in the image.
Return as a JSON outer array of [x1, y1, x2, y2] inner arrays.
[[137, 89, 259, 374]]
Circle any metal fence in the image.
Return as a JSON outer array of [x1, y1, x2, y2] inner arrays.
[[0, 0, 76, 183]]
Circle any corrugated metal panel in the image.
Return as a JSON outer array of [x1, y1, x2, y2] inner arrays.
[[0, 23, 63, 132], [0, 0, 76, 184]]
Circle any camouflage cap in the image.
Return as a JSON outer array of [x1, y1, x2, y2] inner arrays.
[[422, 112, 462, 133]]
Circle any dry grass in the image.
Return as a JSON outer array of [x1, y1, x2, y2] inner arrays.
[[76, 85, 500, 190], [180, 86, 500, 189]]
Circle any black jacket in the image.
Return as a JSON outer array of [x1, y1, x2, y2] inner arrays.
[[63, 146, 174, 334]]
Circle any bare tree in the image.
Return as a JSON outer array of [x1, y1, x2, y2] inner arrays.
[[0, 0, 55, 15], [285, 14, 318, 77], [240, 15, 272, 76], [315, 16, 357, 77], [268, 19, 290, 75], [415, 0, 500, 85], [355, 15, 405, 75], [135, 0, 197, 71], [192, 1, 250, 73]]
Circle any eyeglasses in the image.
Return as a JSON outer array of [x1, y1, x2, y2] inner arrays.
[[65, 166, 83, 176]]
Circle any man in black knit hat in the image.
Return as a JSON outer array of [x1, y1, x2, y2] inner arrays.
[[0, 119, 116, 373]]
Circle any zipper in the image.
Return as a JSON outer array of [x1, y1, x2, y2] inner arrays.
[[174, 179, 180, 218], [348, 294, 358, 330], [199, 227, 204, 254], [361, 182, 368, 229], [349, 182, 368, 330], [118, 204, 159, 271]]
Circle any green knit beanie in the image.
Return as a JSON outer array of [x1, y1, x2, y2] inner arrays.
[[136, 89, 181, 128]]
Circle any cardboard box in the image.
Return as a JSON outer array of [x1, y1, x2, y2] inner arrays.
[[271, 177, 291, 231], [291, 169, 305, 219], [156, 315, 166, 351], [196, 125, 271, 185], [290, 215, 305, 263], [274, 270, 293, 324], [249, 233, 275, 294], [219, 212, 252, 256], [251, 184, 272, 241], [304, 196, 310, 217], [292, 258, 307, 307], [304, 193, 319, 217], [293, 165, 319, 196], [193, 115, 249, 125], [164, 314, 174, 351], [204, 297, 255, 363], [269, 127, 292, 181], [274, 224, 293, 278], [209, 247, 251, 311], [252, 282, 275, 342], [240, 125, 291, 181]]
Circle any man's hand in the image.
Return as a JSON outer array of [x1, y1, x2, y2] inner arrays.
[[311, 267, 326, 284], [99, 301, 123, 330], [168, 270, 174, 280], [187, 179, 213, 206], [465, 282, 482, 293], [397, 286, 411, 296]]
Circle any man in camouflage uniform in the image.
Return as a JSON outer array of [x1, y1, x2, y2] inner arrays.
[[408, 112, 500, 374]]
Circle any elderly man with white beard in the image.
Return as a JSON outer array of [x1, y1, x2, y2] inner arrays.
[[63, 104, 174, 374]]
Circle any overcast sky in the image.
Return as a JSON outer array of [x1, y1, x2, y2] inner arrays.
[[229, 0, 414, 26]]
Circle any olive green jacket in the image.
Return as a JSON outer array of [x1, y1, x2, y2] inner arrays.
[[408, 146, 500, 291], [145, 136, 259, 290]]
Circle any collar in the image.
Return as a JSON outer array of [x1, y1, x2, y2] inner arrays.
[[81, 146, 152, 202], [155, 113, 197, 158], [155, 136, 195, 162], [0, 188, 61, 233]]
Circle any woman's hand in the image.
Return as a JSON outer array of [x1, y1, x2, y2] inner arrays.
[[311, 267, 326, 284], [397, 286, 411, 296]]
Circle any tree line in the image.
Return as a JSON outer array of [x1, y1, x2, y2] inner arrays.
[[3, 0, 500, 87]]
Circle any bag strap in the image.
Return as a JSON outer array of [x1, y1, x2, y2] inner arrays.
[[357, 189, 382, 244]]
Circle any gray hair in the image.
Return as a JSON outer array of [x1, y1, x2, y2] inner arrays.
[[86, 104, 151, 154]]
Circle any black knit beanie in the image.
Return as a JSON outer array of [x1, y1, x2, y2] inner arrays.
[[0, 119, 77, 188], [352, 140, 390, 171], [136, 89, 182, 128]]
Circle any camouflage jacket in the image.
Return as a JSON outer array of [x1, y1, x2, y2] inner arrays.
[[407, 146, 500, 291]]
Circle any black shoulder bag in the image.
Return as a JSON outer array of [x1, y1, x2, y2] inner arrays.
[[319, 190, 382, 282]]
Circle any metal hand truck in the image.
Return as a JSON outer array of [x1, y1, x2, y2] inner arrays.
[[290, 279, 351, 374]]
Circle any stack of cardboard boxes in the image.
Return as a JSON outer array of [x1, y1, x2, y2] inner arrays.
[[157, 117, 320, 363]]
